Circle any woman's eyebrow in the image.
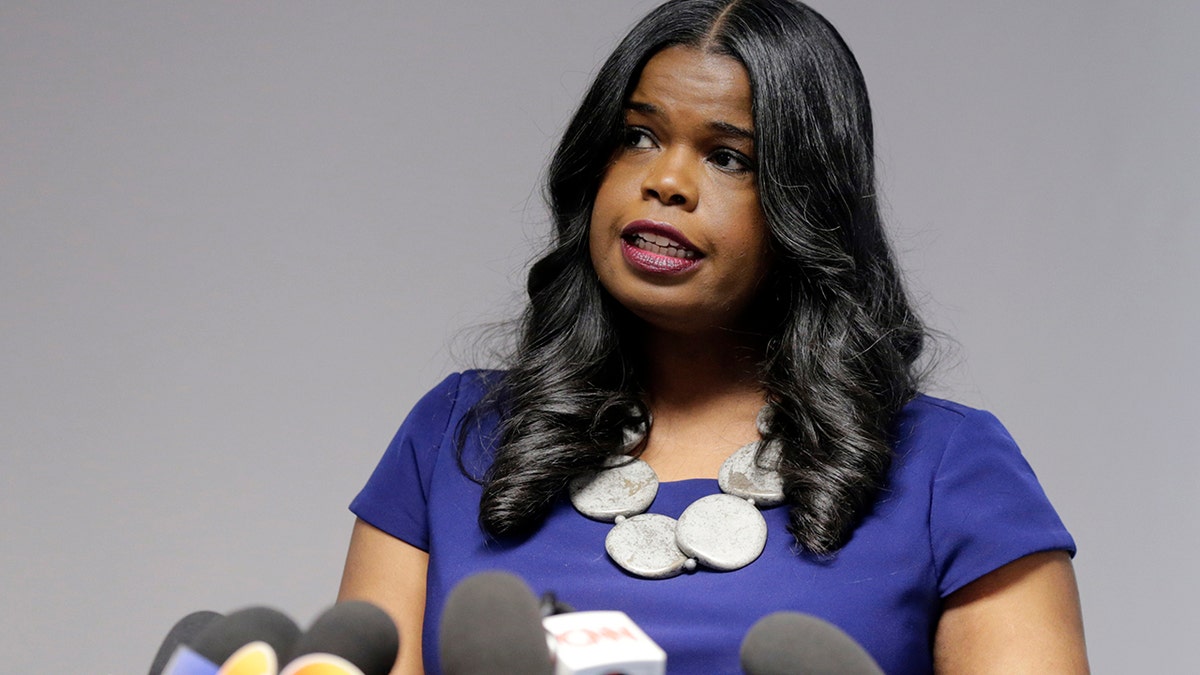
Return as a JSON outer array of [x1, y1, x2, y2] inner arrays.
[[625, 100, 660, 117], [625, 101, 754, 142], [710, 120, 754, 143]]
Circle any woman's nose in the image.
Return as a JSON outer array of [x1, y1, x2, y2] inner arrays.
[[641, 149, 698, 210]]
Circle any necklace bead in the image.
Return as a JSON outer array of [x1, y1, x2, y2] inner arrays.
[[676, 494, 768, 571], [605, 513, 691, 579], [569, 456, 658, 522], [717, 438, 786, 507]]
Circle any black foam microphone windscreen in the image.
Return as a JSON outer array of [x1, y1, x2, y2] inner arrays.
[[438, 571, 554, 675], [283, 601, 399, 675], [192, 606, 301, 668], [739, 612, 884, 675], [148, 610, 223, 675]]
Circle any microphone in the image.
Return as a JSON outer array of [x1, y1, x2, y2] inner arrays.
[[438, 571, 554, 675], [542, 610, 666, 675], [440, 572, 665, 675], [149, 611, 223, 675], [280, 601, 399, 675], [739, 612, 883, 675], [161, 606, 301, 675]]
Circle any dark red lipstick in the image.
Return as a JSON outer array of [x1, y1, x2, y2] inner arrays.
[[619, 220, 703, 274]]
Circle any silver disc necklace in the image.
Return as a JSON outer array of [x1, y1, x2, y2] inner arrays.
[[568, 410, 784, 579]]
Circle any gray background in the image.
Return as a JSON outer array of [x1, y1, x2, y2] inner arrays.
[[3, 2, 1196, 672]]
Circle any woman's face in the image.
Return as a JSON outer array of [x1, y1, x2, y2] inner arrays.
[[589, 46, 770, 336]]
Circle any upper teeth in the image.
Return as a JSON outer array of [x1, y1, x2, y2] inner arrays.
[[632, 232, 697, 259], [639, 232, 679, 248]]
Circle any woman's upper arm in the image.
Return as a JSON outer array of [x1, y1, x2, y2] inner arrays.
[[933, 550, 1088, 674], [338, 518, 429, 675]]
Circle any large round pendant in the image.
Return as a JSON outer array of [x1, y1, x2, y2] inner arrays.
[[569, 456, 658, 522], [675, 494, 768, 571], [605, 513, 691, 579], [718, 439, 785, 507]]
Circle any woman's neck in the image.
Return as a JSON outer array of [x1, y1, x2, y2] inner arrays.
[[642, 326, 760, 401], [635, 326, 768, 480]]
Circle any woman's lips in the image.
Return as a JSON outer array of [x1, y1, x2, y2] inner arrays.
[[619, 220, 703, 274]]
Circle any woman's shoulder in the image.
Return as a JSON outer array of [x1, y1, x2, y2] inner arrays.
[[890, 393, 1032, 480], [425, 368, 505, 390], [411, 369, 505, 411], [374, 369, 507, 455], [901, 392, 990, 419], [895, 393, 1011, 442]]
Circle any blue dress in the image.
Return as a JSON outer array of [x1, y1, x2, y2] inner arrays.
[[351, 371, 1074, 674]]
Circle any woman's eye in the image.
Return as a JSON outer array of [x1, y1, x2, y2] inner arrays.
[[622, 127, 656, 149], [710, 148, 754, 173]]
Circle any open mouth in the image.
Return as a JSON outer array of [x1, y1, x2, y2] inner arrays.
[[618, 221, 704, 274], [624, 231, 700, 259]]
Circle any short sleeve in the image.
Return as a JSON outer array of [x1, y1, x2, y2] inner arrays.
[[349, 372, 464, 552], [930, 407, 1076, 596]]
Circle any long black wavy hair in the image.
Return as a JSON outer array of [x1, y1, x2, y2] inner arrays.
[[460, 0, 927, 555]]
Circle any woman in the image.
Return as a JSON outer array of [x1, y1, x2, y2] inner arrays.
[[340, 1, 1088, 672]]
